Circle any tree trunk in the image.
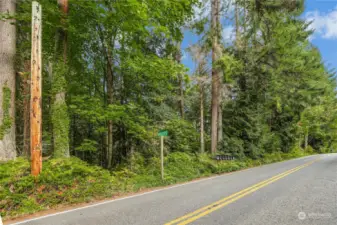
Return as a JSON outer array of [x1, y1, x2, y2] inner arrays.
[[104, 39, 114, 168], [217, 86, 223, 144], [235, 0, 241, 50], [53, 0, 70, 157], [0, 0, 16, 161], [97, 26, 115, 168], [58, 0, 68, 63], [176, 43, 184, 119], [304, 130, 308, 150], [106, 58, 113, 169], [211, 0, 221, 154], [243, 0, 247, 50], [23, 60, 30, 157], [129, 139, 134, 170], [200, 82, 205, 154]]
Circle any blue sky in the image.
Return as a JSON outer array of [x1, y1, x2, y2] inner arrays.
[[182, 0, 337, 74], [305, 0, 337, 71]]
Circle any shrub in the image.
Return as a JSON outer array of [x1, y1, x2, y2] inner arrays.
[[0, 150, 310, 220], [0, 157, 114, 218]]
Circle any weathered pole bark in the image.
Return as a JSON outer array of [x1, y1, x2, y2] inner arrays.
[[30, 1, 42, 176], [0, 0, 17, 161], [211, 0, 221, 154]]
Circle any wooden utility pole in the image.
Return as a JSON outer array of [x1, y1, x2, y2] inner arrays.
[[30, 1, 42, 176]]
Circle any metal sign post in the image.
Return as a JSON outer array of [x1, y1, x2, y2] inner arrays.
[[158, 130, 168, 180], [161, 135, 164, 180]]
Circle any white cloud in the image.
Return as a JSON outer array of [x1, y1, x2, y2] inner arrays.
[[221, 0, 235, 15], [222, 25, 235, 43], [181, 49, 188, 60], [192, 0, 235, 22], [306, 8, 337, 39], [192, 0, 211, 22]]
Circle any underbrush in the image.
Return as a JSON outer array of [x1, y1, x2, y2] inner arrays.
[[0, 158, 114, 218], [0, 148, 308, 220]]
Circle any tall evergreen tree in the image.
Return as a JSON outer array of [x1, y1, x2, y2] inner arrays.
[[0, 0, 16, 161]]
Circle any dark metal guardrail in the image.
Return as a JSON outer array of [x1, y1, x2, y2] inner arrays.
[[214, 155, 235, 161]]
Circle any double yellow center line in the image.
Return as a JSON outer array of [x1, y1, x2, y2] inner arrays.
[[165, 158, 319, 225]]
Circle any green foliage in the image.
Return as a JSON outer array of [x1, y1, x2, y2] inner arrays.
[[75, 139, 97, 152], [0, 86, 12, 140], [7, 0, 337, 220], [51, 63, 68, 94], [51, 61, 70, 158], [217, 53, 243, 83], [165, 119, 200, 152], [0, 148, 310, 220], [52, 101, 70, 158], [0, 157, 114, 219], [217, 8, 337, 158]]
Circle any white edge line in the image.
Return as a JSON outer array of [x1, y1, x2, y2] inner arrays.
[[9, 173, 225, 225], [8, 155, 318, 225]]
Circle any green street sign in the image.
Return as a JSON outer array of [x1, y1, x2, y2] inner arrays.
[[158, 130, 168, 137]]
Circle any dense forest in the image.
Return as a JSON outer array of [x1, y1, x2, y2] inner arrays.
[[1, 0, 337, 219]]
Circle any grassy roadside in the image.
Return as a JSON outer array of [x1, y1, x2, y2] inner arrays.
[[0, 148, 310, 221]]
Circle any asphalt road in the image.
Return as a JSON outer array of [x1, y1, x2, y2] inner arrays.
[[8, 154, 337, 225]]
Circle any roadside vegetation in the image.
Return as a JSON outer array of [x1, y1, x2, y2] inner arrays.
[[1, 0, 337, 222], [1, 148, 311, 220]]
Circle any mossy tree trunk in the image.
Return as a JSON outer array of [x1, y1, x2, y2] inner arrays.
[[52, 80, 70, 158], [52, 0, 70, 157], [0, 0, 16, 161]]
